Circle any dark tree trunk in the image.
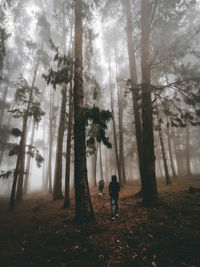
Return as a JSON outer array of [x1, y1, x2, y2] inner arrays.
[[92, 151, 97, 187], [174, 129, 184, 177], [0, 86, 8, 127], [0, 112, 12, 167], [16, 58, 40, 202], [186, 123, 192, 176], [141, 0, 157, 205], [23, 120, 36, 194], [167, 127, 177, 178], [46, 89, 55, 193], [105, 148, 108, 182], [0, 86, 9, 167], [42, 118, 46, 189], [108, 56, 121, 184], [157, 115, 171, 185], [16, 117, 28, 201], [74, 0, 94, 223], [9, 137, 23, 210], [114, 43, 124, 186], [53, 84, 67, 200], [123, 0, 144, 190], [158, 159, 163, 178], [63, 76, 73, 209], [9, 48, 40, 208], [99, 143, 104, 180], [118, 84, 126, 184]]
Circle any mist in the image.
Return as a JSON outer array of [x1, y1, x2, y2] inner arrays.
[[1, 0, 200, 266]]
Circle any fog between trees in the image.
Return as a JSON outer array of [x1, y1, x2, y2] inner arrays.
[[0, 0, 200, 221]]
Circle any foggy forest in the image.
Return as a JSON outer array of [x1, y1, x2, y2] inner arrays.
[[0, 0, 200, 266]]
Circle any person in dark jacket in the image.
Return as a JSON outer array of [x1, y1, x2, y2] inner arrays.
[[109, 175, 120, 220], [98, 179, 104, 196]]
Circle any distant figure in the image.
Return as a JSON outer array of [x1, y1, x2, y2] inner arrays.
[[98, 179, 105, 196], [109, 175, 120, 220]]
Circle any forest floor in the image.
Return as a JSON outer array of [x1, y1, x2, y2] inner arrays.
[[0, 177, 200, 267]]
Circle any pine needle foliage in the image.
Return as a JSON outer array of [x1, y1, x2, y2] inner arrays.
[[11, 128, 22, 137], [26, 145, 44, 168], [83, 105, 112, 150], [42, 40, 73, 89], [8, 75, 45, 123], [0, 170, 15, 179]]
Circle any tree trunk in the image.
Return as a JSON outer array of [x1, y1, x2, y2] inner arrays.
[[99, 143, 103, 180], [9, 51, 40, 208], [15, 59, 40, 202], [157, 116, 171, 184], [16, 118, 27, 202], [9, 135, 23, 209], [53, 84, 67, 200], [0, 86, 9, 167], [122, 0, 144, 190], [108, 56, 121, 184], [186, 122, 192, 176], [0, 86, 8, 127], [42, 117, 46, 189], [74, 0, 94, 223], [23, 120, 36, 194], [141, 0, 157, 205], [92, 151, 97, 187], [114, 42, 124, 186], [46, 89, 55, 193], [63, 76, 73, 209], [174, 129, 183, 177], [0, 112, 12, 167], [167, 127, 177, 178], [105, 148, 108, 182], [118, 84, 126, 184]]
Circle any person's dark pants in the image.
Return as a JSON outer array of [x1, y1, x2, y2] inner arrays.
[[111, 198, 118, 217], [99, 186, 104, 194]]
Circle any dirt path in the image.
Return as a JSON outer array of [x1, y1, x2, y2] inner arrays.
[[0, 178, 200, 267]]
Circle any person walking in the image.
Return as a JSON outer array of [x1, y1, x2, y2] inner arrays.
[[109, 175, 120, 220], [98, 179, 104, 196]]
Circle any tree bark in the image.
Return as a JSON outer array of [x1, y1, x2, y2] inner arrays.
[[167, 127, 177, 178], [99, 143, 103, 180], [122, 0, 144, 190], [114, 42, 124, 185], [46, 89, 55, 193], [0, 86, 8, 127], [42, 117, 46, 189], [92, 151, 97, 187], [0, 112, 12, 167], [23, 119, 36, 194], [74, 0, 94, 222], [53, 84, 67, 200], [186, 122, 192, 176], [118, 84, 126, 184], [141, 0, 157, 204], [63, 75, 73, 209], [174, 128, 184, 177], [105, 148, 108, 182], [108, 56, 121, 184], [157, 115, 171, 184], [15, 60, 39, 202], [9, 130, 23, 209]]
